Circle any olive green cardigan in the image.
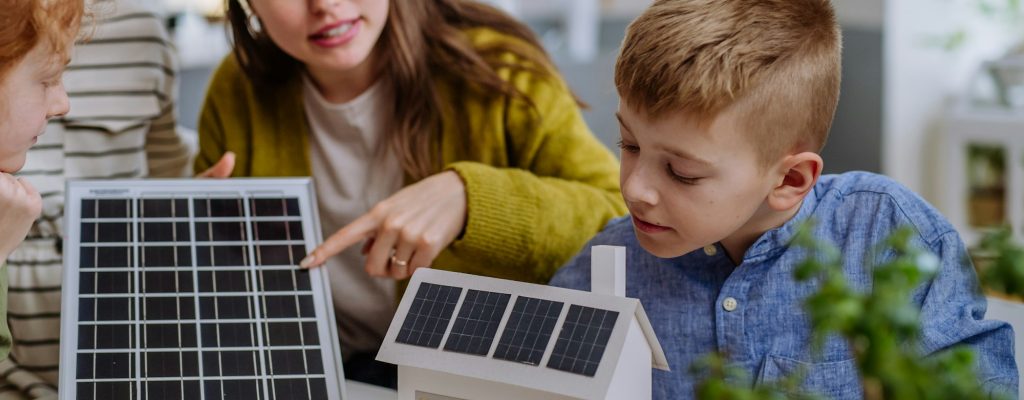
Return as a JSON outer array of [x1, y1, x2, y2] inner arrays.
[[195, 28, 626, 284]]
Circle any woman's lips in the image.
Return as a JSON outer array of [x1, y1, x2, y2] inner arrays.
[[309, 19, 361, 48]]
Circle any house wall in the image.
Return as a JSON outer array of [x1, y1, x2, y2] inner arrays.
[[398, 366, 578, 400], [604, 320, 653, 400]]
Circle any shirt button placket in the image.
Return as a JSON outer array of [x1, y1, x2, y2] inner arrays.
[[722, 297, 738, 312]]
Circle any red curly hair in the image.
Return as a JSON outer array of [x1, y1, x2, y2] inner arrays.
[[0, 0, 84, 79]]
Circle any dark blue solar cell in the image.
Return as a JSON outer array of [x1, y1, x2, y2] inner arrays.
[[546, 305, 619, 376], [396, 283, 462, 348], [492, 296, 563, 366], [443, 290, 510, 356]]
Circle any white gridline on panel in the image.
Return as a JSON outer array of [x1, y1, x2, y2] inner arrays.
[[79, 291, 314, 299], [255, 218, 315, 398], [77, 375, 328, 383], [78, 345, 322, 354], [78, 318, 319, 326]]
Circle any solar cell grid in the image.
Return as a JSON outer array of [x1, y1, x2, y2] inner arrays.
[[395, 283, 462, 348], [63, 181, 343, 400], [492, 296, 563, 366], [251, 198, 301, 217], [140, 222, 190, 242], [80, 222, 133, 243], [546, 305, 619, 377], [442, 290, 511, 356], [196, 245, 248, 267], [139, 198, 188, 218]]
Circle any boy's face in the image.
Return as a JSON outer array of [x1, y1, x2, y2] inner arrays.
[[617, 102, 781, 259], [0, 41, 70, 173]]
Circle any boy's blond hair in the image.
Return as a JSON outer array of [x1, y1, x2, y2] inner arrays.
[[615, 0, 842, 164]]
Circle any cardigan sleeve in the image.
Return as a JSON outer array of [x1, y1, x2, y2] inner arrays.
[[194, 57, 249, 175], [443, 64, 626, 284]]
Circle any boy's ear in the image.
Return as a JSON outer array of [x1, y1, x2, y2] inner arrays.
[[767, 152, 823, 212]]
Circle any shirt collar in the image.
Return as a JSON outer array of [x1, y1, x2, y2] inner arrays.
[[741, 183, 821, 262]]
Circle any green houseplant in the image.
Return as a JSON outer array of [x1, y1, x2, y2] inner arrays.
[[692, 224, 1021, 400]]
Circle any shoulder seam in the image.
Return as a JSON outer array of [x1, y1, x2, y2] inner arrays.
[[824, 186, 952, 244]]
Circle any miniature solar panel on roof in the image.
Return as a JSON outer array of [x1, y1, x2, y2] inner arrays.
[[442, 290, 511, 356], [492, 296, 563, 366], [60, 179, 345, 400], [395, 283, 462, 348], [546, 305, 619, 377]]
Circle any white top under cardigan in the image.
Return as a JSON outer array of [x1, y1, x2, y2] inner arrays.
[[302, 75, 403, 359]]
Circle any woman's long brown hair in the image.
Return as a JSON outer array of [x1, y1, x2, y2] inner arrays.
[[227, 0, 570, 179]]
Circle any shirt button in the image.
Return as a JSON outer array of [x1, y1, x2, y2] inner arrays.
[[722, 297, 738, 312], [703, 245, 718, 256]]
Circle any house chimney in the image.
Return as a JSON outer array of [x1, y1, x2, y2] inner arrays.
[[591, 245, 626, 297]]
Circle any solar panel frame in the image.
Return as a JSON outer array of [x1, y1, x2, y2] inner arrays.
[[59, 179, 346, 400]]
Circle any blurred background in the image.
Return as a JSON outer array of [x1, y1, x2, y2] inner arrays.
[[154, 0, 1024, 248], [148, 0, 1023, 393], [163, 0, 887, 171]]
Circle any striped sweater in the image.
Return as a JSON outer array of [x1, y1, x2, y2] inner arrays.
[[2, 2, 194, 398]]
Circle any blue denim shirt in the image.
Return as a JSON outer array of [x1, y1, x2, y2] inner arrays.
[[550, 172, 1018, 399]]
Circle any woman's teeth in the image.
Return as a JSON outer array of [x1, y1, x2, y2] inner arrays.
[[319, 23, 353, 38]]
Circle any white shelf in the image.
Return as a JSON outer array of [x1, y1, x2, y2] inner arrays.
[[941, 102, 1024, 245]]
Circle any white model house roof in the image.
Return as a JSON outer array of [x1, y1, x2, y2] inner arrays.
[[376, 268, 669, 399]]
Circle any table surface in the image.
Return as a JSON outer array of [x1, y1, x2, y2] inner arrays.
[[346, 380, 398, 400], [344, 297, 1024, 400]]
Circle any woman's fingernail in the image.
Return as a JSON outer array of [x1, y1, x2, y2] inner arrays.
[[299, 255, 316, 268]]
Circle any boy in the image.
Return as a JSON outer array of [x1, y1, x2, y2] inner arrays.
[[0, 0, 194, 396], [549, 0, 1018, 398], [0, 0, 82, 362]]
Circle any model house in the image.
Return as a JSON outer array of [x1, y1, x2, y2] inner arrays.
[[376, 246, 669, 400]]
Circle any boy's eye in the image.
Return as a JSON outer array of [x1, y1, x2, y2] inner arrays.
[[616, 140, 639, 153], [667, 164, 701, 185]]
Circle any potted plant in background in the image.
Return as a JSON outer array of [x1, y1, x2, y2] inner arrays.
[[692, 225, 1024, 400]]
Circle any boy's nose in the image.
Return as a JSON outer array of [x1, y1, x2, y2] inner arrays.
[[621, 168, 659, 207], [49, 89, 70, 119]]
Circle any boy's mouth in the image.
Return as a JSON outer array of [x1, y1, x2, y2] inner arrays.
[[632, 215, 672, 234]]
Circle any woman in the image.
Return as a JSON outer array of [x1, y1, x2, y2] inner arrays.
[[196, 0, 625, 386]]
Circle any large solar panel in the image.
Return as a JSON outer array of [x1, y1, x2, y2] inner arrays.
[[442, 290, 511, 356], [492, 297, 563, 366], [395, 283, 462, 348], [60, 179, 345, 400], [546, 305, 619, 376]]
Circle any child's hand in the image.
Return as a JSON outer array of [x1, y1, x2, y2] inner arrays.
[[196, 152, 235, 178], [300, 170, 467, 280], [0, 173, 42, 261]]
